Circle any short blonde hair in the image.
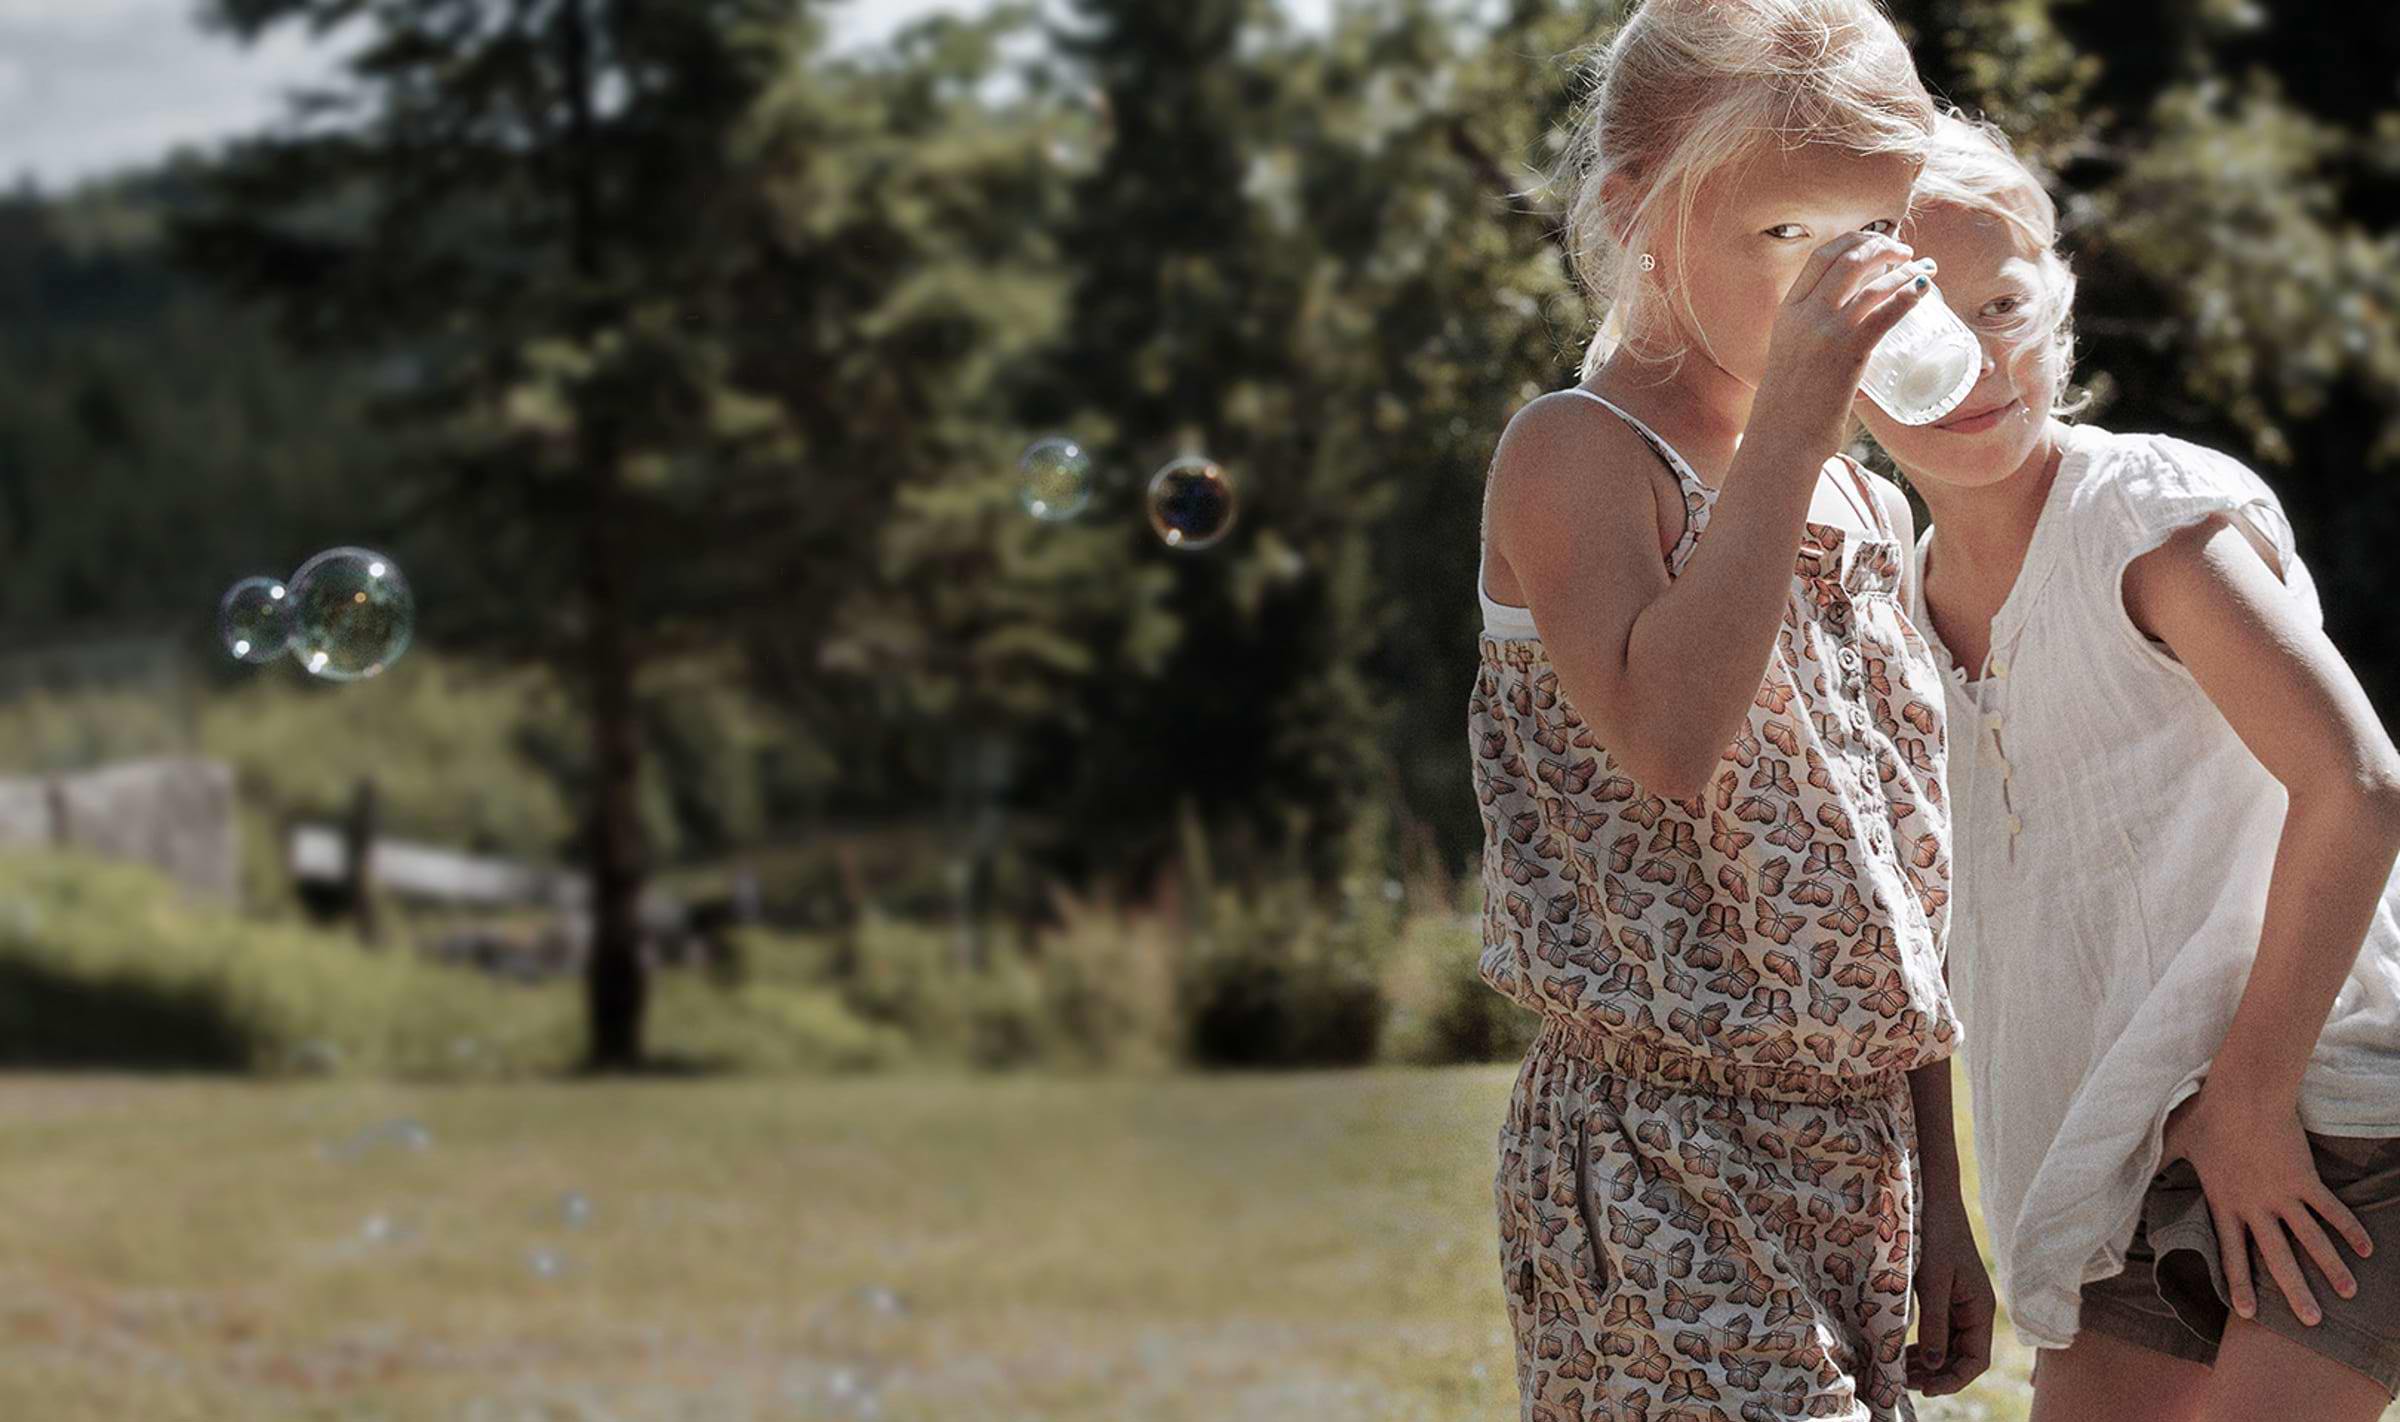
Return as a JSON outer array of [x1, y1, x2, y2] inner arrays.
[[1551, 0, 1937, 380], [1909, 107, 2091, 416]]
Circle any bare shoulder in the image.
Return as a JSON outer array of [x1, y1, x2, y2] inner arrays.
[[1486, 391, 1670, 542]]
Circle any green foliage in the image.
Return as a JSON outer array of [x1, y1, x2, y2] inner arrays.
[[0, 849, 912, 1077], [1175, 870, 1395, 1069], [7, 0, 2397, 1077], [0, 175, 382, 642], [0, 844, 1534, 1077], [1377, 909, 1545, 1067], [0, 848, 574, 1077]]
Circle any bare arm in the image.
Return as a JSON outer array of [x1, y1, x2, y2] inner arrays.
[[2127, 509, 2395, 1316], [1895, 469, 1995, 1393], [2127, 512, 2400, 1109], [1489, 234, 1931, 798]]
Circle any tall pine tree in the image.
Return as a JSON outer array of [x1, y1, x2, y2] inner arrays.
[[178, 0, 818, 1068]]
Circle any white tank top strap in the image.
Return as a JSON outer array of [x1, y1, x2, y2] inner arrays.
[[1477, 538, 1540, 640]]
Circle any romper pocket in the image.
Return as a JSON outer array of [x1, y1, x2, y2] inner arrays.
[[1495, 1117, 1538, 1314], [1574, 1113, 1618, 1303]]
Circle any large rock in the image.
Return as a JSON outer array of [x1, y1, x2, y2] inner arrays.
[[0, 758, 240, 907]]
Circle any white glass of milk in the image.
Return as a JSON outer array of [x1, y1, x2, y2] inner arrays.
[[1859, 279, 1983, 425]]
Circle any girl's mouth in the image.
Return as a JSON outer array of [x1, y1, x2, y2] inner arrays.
[[1936, 396, 2022, 434]]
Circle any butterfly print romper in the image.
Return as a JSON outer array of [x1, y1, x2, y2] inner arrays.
[[1470, 390, 1963, 1421]]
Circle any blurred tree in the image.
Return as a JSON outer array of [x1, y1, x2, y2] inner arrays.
[[176, 0, 825, 1069], [6, 0, 2389, 990], [724, 5, 1089, 965], [0, 171, 378, 644]]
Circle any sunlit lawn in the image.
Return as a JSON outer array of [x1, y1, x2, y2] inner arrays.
[[1, 1061, 2391, 1420]]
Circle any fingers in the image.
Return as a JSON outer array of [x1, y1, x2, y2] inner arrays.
[[2213, 1199, 2259, 1318], [1819, 241, 1921, 315], [1946, 1294, 1994, 1384], [1908, 1281, 1993, 1396], [2287, 1202, 2360, 1300], [2251, 1212, 2323, 1325], [2308, 1181, 2376, 1262], [1786, 231, 1914, 312], [1851, 262, 1936, 343], [1916, 1266, 1953, 1371]]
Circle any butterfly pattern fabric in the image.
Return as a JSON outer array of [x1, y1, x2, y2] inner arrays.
[[1495, 1017, 1926, 1420], [1469, 391, 1962, 1419]]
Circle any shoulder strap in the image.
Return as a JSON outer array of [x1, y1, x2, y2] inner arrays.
[[1838, 453, 1894, 540], [1558, 388, 1708, 500]]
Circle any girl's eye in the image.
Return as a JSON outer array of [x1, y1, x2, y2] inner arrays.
[[1764, 223, 1808, 240], [1980, 295, 2027, 320], [1862, 219, 1900, 236]]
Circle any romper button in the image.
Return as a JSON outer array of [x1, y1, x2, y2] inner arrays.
[[2006, 813, 2024, 834], [1838, 646, 1861, 671], [1989, 657, 2008, 677], [1849, 707, 1870, 734]]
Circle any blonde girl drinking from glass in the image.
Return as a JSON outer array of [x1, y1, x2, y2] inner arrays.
[[1471, 3, 1995, 1415]]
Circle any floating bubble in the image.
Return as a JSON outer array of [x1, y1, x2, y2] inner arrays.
[[357, 1210, 422, 1246], [322, 1116, 433, 1162], [527, 1246, 573, 1280], [287, 546, 414, 681], [217, 576, 291, 665], [1146, 455, 1238, 550], [558, 1191, 593, 1229], [287, 1038, 342, 1075], [827, 1366, 881, 1417], [1017, 436, 1093, 522]]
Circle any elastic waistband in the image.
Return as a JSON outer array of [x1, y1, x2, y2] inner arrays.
[[1530, 1014, 1908, 1107]]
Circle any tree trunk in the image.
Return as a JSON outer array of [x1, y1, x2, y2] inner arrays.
[[344, 774, 381, 947], [580, 475, 648, 1070], [562, 0, 647, 1071]]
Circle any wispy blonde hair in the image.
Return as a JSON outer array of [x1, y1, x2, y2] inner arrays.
[[1550, 0, 1937, 380], [1910, 107, 2092, 416]]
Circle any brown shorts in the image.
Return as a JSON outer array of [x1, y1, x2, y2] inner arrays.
[[2075, 1130, 2400, 1400]]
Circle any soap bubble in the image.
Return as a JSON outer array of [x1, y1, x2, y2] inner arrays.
[[217, 577, 291, 664], [1146, 455, 1238, 550], [526, 1246, 573, 1280], [322, 1116, 433, 1161], [287, 546, 414, 681], [1017, 437, 1093, 522]]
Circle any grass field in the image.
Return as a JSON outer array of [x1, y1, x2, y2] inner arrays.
[[1, 1061, 2391, 1420]]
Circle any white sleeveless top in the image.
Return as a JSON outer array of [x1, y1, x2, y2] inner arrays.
[[1905, 420, 2400, 1352]]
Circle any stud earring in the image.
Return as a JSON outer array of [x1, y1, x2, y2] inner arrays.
[[1638, 252, 1656, 272]]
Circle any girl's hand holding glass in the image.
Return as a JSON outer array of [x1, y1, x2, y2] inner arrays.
[[1758, 232, 1932, 413]]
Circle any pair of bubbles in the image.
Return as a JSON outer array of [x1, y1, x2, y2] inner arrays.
[[322, 1115, 594, 1280], [1017, 438, 1239, 551], [218, 546, 415, 681]]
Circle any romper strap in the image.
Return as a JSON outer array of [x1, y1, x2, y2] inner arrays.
[[1836, 452, 1894, 541], [1558, 388, 1711, 503]]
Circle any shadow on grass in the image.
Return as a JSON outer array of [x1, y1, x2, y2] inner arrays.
[[0, 957, 251, 1069]]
